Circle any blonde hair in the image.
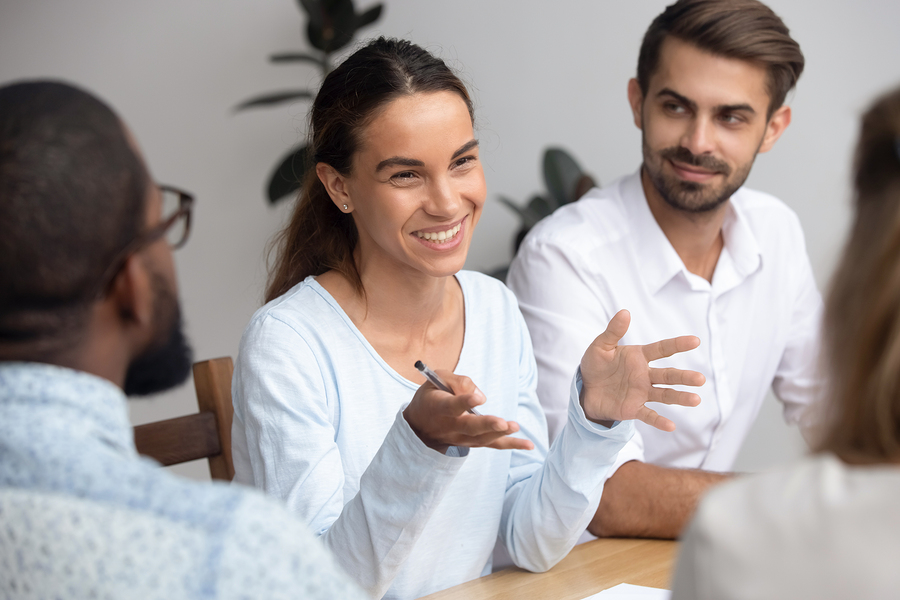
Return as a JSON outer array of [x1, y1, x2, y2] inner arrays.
[[817, 86, 900, 463]]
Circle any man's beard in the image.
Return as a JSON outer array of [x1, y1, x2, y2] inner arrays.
[[643, 133, 755, 214], [124, 272, 193, 397]]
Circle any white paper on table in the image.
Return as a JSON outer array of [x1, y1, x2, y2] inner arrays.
[[581, 582, 671, 600]]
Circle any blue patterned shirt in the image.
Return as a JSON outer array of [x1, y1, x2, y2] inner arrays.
[[0, 362, 366, 600]]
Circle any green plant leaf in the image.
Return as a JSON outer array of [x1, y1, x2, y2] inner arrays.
[[270, 52, 323, 65], [234, 90, 314, 111], [267, 145, 310, 204], [573, 173, 598, 203], [297, 0, 323, 28], [498, 195, 528, 218], [355, 4, 384, 28], [306, 0, 357, 52], [526, 194, 555, 219], [543, 147, 587, 206], [498, 195, 544, 229]]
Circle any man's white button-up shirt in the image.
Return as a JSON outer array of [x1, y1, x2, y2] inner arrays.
[[507, 170, 823, 475]]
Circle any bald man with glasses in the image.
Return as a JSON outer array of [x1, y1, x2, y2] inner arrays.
[[0, 80, 364, 599]]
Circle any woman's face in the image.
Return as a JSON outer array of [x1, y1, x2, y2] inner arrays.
[[337, 91, 485, 280]]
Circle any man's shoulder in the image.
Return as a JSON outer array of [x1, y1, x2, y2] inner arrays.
[[144, 475, 364, 597], [106, 455, 301, 537], [520, 177, 635, 257], [732, 186, 805, 236], [0, 478, 358, 598]]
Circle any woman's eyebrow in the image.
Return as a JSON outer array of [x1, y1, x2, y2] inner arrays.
[[375, 156, 425, 172], [452, 139, 479, 159], [374, 139, 479, 172]]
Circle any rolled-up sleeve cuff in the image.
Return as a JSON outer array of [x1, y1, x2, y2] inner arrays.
[[396, 403, 470, 461], [569, 367, 636, 443]]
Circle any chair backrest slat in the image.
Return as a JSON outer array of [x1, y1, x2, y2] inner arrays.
[[134, 412, 220, 466], [193, 357, 235, 481], [133, 357, 235, 481]]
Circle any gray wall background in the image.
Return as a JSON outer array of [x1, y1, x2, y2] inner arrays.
[[2, 0, 898, 480]]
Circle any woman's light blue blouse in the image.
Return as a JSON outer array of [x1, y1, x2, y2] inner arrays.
[[232, 270, 634, 600]]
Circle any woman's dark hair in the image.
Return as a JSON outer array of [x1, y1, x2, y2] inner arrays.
[[816, 85, 900, 463], [0, 80, 148, 347], [265, 37, 474, 303]]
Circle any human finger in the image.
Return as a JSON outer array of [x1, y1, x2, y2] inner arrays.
[[443, 420, 528, 449], [436, 370, 487, 412], [648, 387, 702, 407], [592, 309, 631, 352], [637, 405, 676, 432], [465, 421, 531, 450], [452, 431, 533, 450], [484, 435, 534, 451], [456, 412, 514, 436], [441, 391, 491, 420], [649, 367, 706, 387], [642, 335, 700, 362], [433, 369, 476, 395]]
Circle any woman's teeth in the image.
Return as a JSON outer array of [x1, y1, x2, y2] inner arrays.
[[415, 222, 462, 244]]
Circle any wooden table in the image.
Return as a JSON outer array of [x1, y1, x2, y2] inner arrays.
[[418, 539, 677, 600]]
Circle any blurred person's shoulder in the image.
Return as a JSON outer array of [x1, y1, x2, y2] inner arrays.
[[678, 454, 900, 599], [0, 475, 362, 600]]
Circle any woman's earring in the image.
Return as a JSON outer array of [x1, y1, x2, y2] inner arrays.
[[343, 204, 349, 211]]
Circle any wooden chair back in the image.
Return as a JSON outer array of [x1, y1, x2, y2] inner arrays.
[[133, 357, 235, 481]]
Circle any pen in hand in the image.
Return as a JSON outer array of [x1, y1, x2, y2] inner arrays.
[[414, 360, 481, 415]]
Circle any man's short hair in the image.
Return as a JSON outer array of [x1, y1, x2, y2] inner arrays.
[[637, 0, 805, 118], [0, 81, 149, 345]]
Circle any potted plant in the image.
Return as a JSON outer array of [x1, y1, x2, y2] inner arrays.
[[490, 147, 597, 281], [236, 0, 384, 203]]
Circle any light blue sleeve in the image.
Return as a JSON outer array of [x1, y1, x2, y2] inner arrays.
[[499, 306, 635, 572], [232, 313, 465, 598]]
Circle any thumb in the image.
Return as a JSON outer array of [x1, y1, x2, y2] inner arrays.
[[594, 309, 631, 352]]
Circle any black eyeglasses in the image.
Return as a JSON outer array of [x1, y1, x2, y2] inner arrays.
[[95, 184, 194, 298]]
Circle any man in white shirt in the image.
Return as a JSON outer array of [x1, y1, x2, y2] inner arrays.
[[507, 0, 822, 539]]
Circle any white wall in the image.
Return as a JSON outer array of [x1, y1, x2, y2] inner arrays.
[[2, 0, 898, 479]]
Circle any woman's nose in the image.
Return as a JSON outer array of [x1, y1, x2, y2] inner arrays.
[[424, 176, 461, 217]]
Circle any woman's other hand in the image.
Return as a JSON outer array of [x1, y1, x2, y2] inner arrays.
[[580, 309, 705, 432], [403, 370, 535, 454]]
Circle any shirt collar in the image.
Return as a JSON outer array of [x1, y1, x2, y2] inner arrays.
[[622, 170, 685, 295], [720, 199, 762, 282], [622, 169, 762, 295], [0, 362, 135, 455]]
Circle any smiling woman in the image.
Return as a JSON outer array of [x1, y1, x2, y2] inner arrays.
[[315, 90, 485, 289], [230, 37, 706, 600]]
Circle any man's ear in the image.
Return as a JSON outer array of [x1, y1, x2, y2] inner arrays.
[[758, 105, 791, 154], [109, 254, 154, 333], [627, 78, 644, 130], [316, 163, 353, 212]]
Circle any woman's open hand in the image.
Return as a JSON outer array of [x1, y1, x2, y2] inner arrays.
[[580, 309, 706, 432], [403, 369, 535, 454]]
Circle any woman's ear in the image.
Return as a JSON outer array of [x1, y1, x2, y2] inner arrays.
[[316, 163, 353, 213]]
